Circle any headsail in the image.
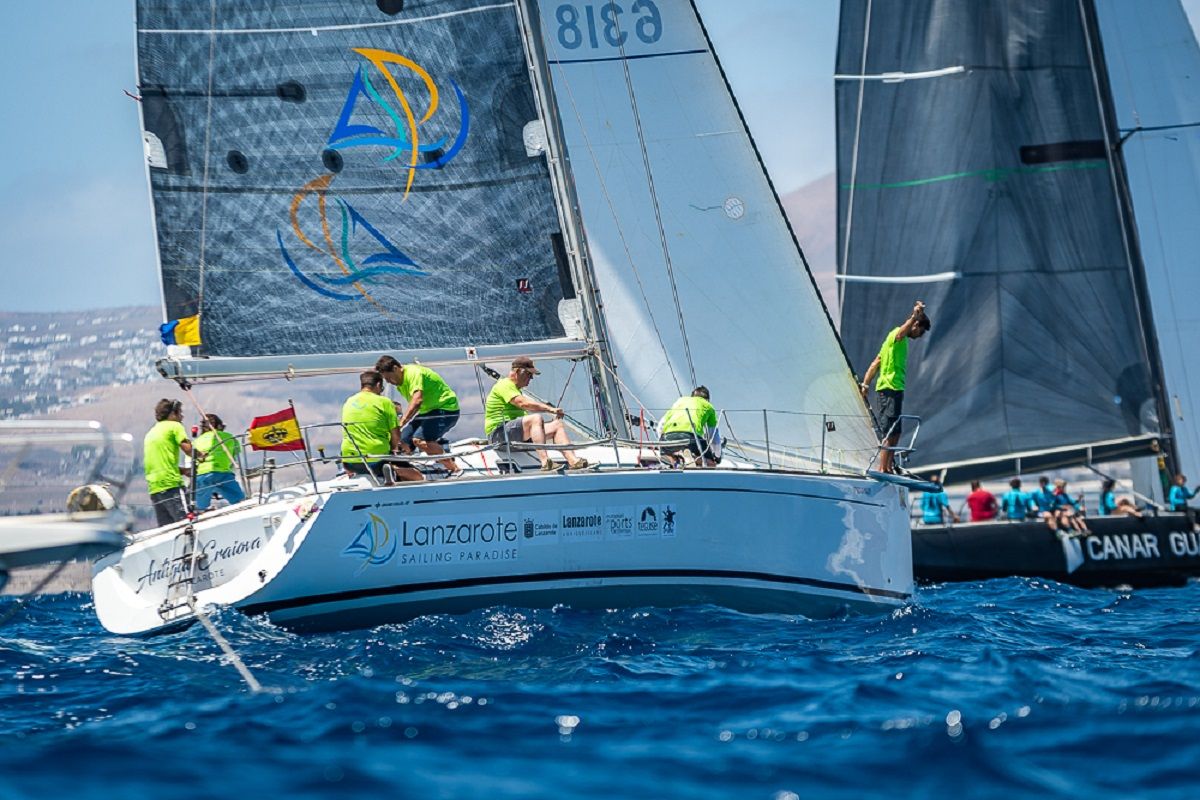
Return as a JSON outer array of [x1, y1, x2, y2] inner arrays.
[[533, 0, 879, 471], [1095, 0, 1200, 483], [138, 1, 579, 364], [835, 0, 1162, 479]]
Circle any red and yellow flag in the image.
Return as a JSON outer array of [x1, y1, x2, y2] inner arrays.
[[248, 407, 305, 452]]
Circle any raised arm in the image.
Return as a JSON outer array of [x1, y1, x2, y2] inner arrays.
[[894, 300, 927, 341]]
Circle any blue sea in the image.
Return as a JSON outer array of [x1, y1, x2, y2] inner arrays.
[[2, 581, 1199, 799]]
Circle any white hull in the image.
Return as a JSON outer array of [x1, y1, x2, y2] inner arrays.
[[93, 457, 913, 634]]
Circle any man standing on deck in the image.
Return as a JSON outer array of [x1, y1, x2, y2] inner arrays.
[[485, 356, 588, 472], [659, 386, 721, 467], [144, 398, 194, 527], [376, 355, 461, 476], [341, 371, 422, 483], [193, 413, 245, 511], [859, 300, 931, 473]]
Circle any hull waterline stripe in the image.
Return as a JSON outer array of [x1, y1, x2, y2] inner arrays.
[[241, 569, 911, 616]]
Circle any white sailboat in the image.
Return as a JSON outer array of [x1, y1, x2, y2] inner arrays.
[[93, 0, 914, 635], [0, 421, 131, 594]]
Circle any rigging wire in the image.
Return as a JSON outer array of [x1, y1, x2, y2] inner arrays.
[[195, 0, 218, 338], [609, 11, 697, 388], [537, 19, 683, 399]]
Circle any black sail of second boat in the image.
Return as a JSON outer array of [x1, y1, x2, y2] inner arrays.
[[835, 0, 1165, 480]]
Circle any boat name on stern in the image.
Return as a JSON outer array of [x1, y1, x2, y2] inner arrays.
[[135, 535, 264, 593]]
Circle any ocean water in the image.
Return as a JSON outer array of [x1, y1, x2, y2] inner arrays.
[[2, 581, 1199, 799]]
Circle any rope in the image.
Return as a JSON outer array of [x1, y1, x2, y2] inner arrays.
[[188, 598, 265, 693], [195, 0, 218, 338]]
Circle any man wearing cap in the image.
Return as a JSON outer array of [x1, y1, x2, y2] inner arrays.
[[659, 386, 721, 467], [484, 356, 588, 471], [375, 355, 461, 476]]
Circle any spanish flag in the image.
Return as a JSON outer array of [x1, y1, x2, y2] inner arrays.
[[249, 406, 305, 452], [159, 314, 202, 347]]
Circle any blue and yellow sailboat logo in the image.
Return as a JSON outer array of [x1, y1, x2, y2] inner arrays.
[[342, 513, 397, 573], [278, 48, 470, 305]]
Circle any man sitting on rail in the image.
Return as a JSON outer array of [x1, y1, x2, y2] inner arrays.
[[484, 356, 588, 472], [341, 371, 422, 483]]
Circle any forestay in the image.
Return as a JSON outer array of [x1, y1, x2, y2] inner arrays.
[[532, 0, 878, 471], [835, 0, 1161, 475], [1095, 0, 1200, 483], [138, 0, 578, 360]]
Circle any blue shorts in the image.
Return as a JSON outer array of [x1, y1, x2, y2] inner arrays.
[[401, 409, 460, 446], [195, 471, 246, 511]]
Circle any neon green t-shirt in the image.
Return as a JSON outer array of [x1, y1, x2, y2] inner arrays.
[[194, 430, 241, 475], [659, 396, 718, 436], [144, 419, 188, 494], [341, 391, 398, 463], [397, 364, 459, 414], [484, 377, 526, 435], [875, 327, 909, 392]]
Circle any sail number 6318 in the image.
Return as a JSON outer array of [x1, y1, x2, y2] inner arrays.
[[555, 1, 663, 49]]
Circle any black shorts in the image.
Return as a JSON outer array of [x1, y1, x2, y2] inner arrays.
[[150, 487, 189, 527], [876, 389, 904, 439], [662, 430, 716, 462]]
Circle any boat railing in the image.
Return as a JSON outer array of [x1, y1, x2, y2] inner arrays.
[[863, 414, 923, 474], [195, 403, 889, 510]]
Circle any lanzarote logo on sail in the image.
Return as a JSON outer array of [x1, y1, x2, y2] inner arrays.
[[278, 48, 471, 305]]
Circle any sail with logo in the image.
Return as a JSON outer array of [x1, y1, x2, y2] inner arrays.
[[834, 0, 1169, 481], [139, 0, 579, 365]]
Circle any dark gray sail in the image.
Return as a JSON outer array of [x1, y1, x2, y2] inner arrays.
[[835, 0, 1161, 478], [138, 0, 572, 358]]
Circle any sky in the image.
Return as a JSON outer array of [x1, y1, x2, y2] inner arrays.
[[1, 1, 1198, 313]]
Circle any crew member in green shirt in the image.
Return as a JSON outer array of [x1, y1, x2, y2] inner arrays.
[[859, 300, 930, 473], [341, 371, 423, 483], [375, 355, 461, 476], [659, 386, 721, 467], [484, 356, 588, 472], [193, 413, 245, 511], [143, 398, 194, 527]]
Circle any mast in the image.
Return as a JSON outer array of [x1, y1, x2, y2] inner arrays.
[[511, 0, 628, 436], [1078, 0, 1179, 476]]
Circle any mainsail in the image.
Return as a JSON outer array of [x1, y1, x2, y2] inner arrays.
[[138, 1, 577, 362], [1094, 0, 1200, 483], [533, 0, 879, 470], [835, 0, 1164, 479]]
